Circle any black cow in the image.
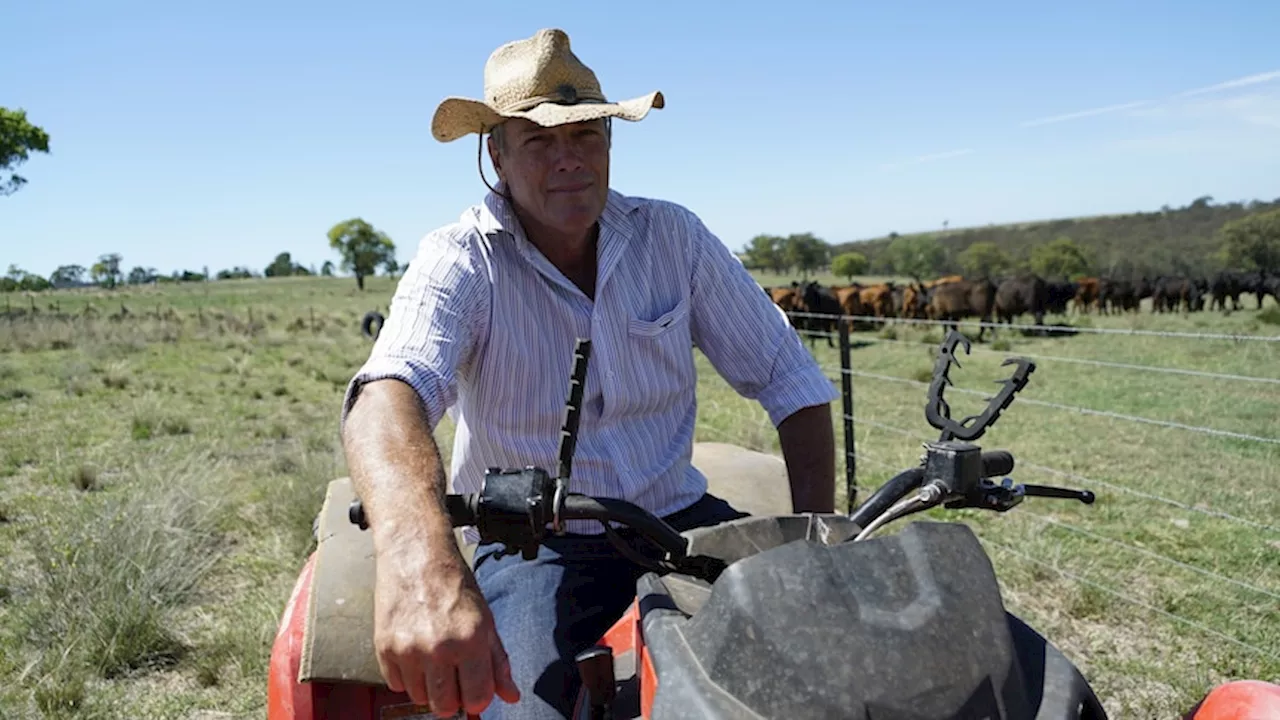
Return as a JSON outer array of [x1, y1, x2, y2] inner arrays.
[[1153, 276, 1208, 313], [800, 281, 841, 348], [1099, 277, 1138, 314], [1210, 270, 1252, 312], [995, 274, 1048, 328], [1045, 280, 1077, 316]]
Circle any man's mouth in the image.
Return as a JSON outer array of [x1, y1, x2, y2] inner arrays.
[[549, 182, 592, 193]]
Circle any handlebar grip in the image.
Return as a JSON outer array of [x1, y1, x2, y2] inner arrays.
[[981, 450, 1015, 478], [349, 494, 479, 530], [444, 494, 479, 527]]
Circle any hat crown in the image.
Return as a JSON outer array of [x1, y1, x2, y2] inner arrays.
[[482, 29, 607, 114]]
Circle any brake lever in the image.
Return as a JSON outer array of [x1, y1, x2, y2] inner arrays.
[[944, 478, 1096, 512], [1021, 483, 1096, 504], [925, 330, 1036, 442]]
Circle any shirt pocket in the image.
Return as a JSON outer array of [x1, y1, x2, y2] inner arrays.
[[618, 296, 696, 417], [627, 296, 692, 339]]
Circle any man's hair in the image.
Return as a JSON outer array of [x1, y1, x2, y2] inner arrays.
[[489, 117, 613, 156]]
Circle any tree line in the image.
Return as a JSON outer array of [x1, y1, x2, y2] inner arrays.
[[740, 198, 1280, 282], [1, 218, 401, 294]]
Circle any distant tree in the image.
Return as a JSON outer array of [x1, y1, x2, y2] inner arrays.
[[291, 262, 313, 276], [265, 252, 295, 277], [321, 260, 335, 277], [327, 218, 396, 290], [957, 241, 1013, 278], [887, 234, 945, 281], [1218, 208, 1280, 271], [383, 258, 400, 277], [1030, 237, 1091, 279], [95, 253, 123, 288], [217, 266, 257, 280], [88, 254, 123, 288], [1, 107, 51, 197], [741, 234, 786, 274], [783, 232, 829, 278], [830, 252, 868, 281], [3, 265, 50, 292], [128, 266, 154, 284], [49, 265, 85, 287]]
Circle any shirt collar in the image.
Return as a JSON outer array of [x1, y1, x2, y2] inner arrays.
[[469, 181, 641, 297]]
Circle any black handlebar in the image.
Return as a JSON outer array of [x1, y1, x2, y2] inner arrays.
[[349, 446, 1054, 562], [981, 450, 1014, 478], [348, 466, 696, 563]]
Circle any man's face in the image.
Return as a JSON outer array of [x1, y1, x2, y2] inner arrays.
[[489, 117, 611, 238]]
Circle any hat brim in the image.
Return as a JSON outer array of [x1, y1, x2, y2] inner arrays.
[[431, 91, 665, 143]]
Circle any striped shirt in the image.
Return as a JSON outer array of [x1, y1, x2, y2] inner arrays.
[[341, 185, 839, 537]]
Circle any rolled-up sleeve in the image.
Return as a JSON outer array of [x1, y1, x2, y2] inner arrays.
[[340, 227, 491, 432], [683, 210, 840, 427]]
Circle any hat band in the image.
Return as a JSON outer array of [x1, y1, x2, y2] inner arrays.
[[495, 86, 609, 114]]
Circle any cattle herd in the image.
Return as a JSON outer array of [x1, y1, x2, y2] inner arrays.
[[764, 270, 1280, 345]]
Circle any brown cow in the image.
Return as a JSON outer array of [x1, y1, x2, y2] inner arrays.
[[859, 283, 896, 320], [926, 275, 964, 289], [902, 275, 962, 320], [770, 285, 803, 312], [1073, 278, 1099, 314], [927, 278, 997, 341], [833, 284, 872, 332]]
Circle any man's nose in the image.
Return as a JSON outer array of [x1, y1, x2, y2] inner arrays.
[[548, 137, 587, 172]]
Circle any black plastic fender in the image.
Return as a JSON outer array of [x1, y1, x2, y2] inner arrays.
[[637, 522, 1107, 719]]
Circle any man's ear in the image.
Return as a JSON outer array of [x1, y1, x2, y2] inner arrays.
[[486, 136, 504, 180]]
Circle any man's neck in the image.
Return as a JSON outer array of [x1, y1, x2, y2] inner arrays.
[[513, 206, 600, 298]]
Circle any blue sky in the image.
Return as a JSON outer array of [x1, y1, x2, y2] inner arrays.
[[3, 0, 1279, 278]]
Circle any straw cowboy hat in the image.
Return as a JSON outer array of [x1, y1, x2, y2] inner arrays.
[[431, 28, 665, 143]]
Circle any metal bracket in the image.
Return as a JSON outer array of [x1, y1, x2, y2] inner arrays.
[[924, 330, 1036, 442]]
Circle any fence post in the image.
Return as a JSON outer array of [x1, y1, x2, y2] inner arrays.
[[839, 317, 856, 513]]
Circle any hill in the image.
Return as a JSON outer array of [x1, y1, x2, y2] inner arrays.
[[831, 195, 1280, 278]]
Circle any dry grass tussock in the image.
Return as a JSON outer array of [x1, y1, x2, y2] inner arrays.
[[8, 467, 229, 714]]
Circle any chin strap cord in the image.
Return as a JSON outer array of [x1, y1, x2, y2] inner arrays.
[[477, 131, 511, 199]]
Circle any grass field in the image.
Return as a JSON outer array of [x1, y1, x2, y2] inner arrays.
[[0, 274, 1277, 718]]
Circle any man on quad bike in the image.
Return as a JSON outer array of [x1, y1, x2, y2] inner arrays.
[[338, 28, 841, 720]]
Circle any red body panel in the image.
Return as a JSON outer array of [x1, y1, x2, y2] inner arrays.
[[1187, 680, 1280, 720], [268, 553, 318, 719], [578, 600, 657, 720], [267, 552, 479, 720]]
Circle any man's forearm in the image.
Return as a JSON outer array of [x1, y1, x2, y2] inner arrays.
[[342, 379, 457, 557], [777, 403, 836, 513]]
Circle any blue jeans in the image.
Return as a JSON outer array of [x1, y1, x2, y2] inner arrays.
[[471, 493, 749, 720]]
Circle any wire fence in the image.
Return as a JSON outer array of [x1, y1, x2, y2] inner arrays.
[[787, 309, 1280, 342], [691, 307, 1280, 687]]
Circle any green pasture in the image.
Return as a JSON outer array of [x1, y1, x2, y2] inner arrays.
[[0, 274, 1277, 718]]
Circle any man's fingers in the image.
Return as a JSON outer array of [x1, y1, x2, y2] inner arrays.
[[457, 654, 496, 715], [491, 636, 521, 703], [377, 652, 406, 695], [426, 664, 462, 717], [398, 657, 432, 708]]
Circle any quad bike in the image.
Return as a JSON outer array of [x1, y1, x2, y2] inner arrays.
[[267, 331, 1280, 719]]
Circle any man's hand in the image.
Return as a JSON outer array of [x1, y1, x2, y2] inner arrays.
[[777, 403, 836, 513], [343, 379, 521, 716], [373, 529, 520, 715]]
